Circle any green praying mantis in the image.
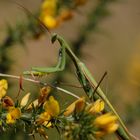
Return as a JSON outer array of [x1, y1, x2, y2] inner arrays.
[[13, 2, 133, 139], [24, 33, 132, 140]]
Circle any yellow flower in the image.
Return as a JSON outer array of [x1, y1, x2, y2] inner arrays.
[[38, 86, 51, 105], [75, 97, 85, 113], [64, 101, 75, 116], [43, 96, 60, 117], [41, 15, 58, 29], [6, 107, 21, 124], [43, 121, 52, 128], [40, 0, 87, 29], [27, 99, 39, 110], [105, 123, 119, 133], [0, 79, 8, 99], [40, 86, 51, 96], [36, 96, 60, 127], [36, 112, 52, 127], [41, 0, 57, 16], [20, 93, 31, 108], [64, 97, 85, 116], [88, 99, 104, 114], [94, 113, 117, 126], [93, 113, 119, 137], [40, 0, 58, 29]]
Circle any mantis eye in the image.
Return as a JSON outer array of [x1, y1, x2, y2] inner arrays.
[[51, 33, 57, 43]]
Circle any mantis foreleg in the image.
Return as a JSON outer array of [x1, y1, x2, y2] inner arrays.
[[23, 37, 66, 75]]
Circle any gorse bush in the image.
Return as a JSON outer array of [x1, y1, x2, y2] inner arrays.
[[0, 79, 122, 139]]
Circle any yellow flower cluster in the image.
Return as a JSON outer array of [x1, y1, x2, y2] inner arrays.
[[22, 86, 60, 128], [19, 86, 60, 128], [36, 96, 60, 127], [2, 83, 59, 128], [64, 97, 85, 116], [94, 113, 119, 137], [27, 86, 51, 110], [64, 98, 118, 138], [0, 79, 59, 127], [88, 99, 104, 114], [40, 0, 87, 29], [40, 0, 58, 29], [0, 79, 119, 139], [6, 85, 59, 139], [64, 98, 104, 116], [0, 79, 21, 124], [6, 107, 21, 124]]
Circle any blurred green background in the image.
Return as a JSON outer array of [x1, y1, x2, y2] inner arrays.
[[0, 0, 140, 139]]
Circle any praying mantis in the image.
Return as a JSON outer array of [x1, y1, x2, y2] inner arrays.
[[13, 2, 132, 139], [23, 33, 132, 140]]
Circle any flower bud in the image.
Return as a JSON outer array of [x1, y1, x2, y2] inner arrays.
[[20, 93, 31, 108]]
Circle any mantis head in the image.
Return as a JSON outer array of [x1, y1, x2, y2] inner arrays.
[[51, 33, 57, 44]]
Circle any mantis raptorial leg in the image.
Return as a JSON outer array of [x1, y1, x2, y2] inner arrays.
[[23, 43, 66, 76]]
